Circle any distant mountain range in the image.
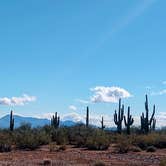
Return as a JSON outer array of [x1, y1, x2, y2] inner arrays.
[[0, 114, 78, 128]]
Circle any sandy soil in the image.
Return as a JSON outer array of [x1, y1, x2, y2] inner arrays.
[[0, 145, 165, 166]]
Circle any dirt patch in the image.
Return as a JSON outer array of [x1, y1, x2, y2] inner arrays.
[[0, 145, 165, 166]]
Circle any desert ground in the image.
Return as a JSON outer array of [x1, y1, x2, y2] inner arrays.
[[0, 145, 165, 166]]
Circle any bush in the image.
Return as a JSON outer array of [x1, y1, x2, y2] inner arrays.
[[160, 158, 166, 166], [93, 161, 106, 166], [68, 124, 92, 147], [51, 127, 68, 145], [115, 135, 131, 153], [58, 145, 66, 151], [86, 129, 109, 150], [146, 146, 156, 152], [129, 146, 142, 152], [133, 133, 166, 150], [49, 142, 58, 152], [0, 132, 12, 152], [14, 123, 48, 150]]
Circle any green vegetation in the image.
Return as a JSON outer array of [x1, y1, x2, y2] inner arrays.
[[141, 95, 156, 134], [0, 94, 164, 154], [124, 106, 134, 135], [114, 99, 124, 134]]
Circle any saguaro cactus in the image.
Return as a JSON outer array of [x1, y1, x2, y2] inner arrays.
[[150, 118, 156, 131], [86, 106, 89, 127], [140, 95, 155, 134], [124, 106, 134, 135], [51, 112, 60, 129], [10, 110, 14, 131], [114, 99, 124, 134], [101, 116, 105, 130]]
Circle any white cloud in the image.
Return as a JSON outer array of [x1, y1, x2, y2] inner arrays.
[[0, 94, 36, 106], [162, 81, 166, 85], [76, 99, 89, 104], [62, 112, 83, 122], [69, 105, 77, 111], [151, 89, 166, 96], [90, 86, 132, 103]]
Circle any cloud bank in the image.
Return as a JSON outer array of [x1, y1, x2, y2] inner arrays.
[[0, 94, 36, 106], [69, 105, 77, 111], [90, 86, 131, 103]]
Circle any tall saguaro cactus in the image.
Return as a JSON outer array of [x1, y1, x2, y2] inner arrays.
[[114, 99, 124, 134], [51, 112, 60, 129], [124, 106, 134, 135], [86, 106, 89, 127], [150, 118, 156, 131], [140, 95, 155, 134], [10, 110, 14, 131], [101, 116, 105, 130]]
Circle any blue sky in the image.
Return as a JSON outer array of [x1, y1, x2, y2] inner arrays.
[[0, 0, 166, 126]]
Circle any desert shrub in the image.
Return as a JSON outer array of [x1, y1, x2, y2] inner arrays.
[[43, 159, 52, 166], [0, 132, 12, 152], [93, 160, 106, 166], [51, 127, 68, 145], [68, 124, 93, 147], [86, 129, 109, 150], [129, 146, 142, 152], [14, 123, 48, 150], [58, 144, 67, 151], [34, 128, 50, 145], [49, 142, 58, 152], [132, 133, 166, 150], [15, 132, 39, 150], [160, 158, 166, 166], [114, 135, 132, 153], [146, 146, 156, 152]]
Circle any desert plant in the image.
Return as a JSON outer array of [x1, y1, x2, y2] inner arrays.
[[114, 99, 124, 134], [49, 142, 58, 152], [10, 110, 14, 131], [51, 112, 60, 129], [150, 118, 156, 131], [160, 158, 166, 166], [124, 106, 134, 135], [86, 129, 109, 150], [51, 127, 68, 145], [68, 124, 92, 147], [115, 135, 131, 153], [14, 123, 49, 150], [58, 144, 66, 151], [140, 95, 155, 134], [100, 116, 105, 131], [86, 106, 89, 128], [146, 146, 156, 152], [0, 133, 12, 152], [93, 161, 106, 166], [129, 146, 142, 152]]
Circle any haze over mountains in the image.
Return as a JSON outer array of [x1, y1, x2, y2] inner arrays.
[[0, 114, 77, 128]]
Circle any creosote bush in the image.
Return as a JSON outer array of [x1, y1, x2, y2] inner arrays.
[[0, 132, 12, 152], [68, 124, 93, 147], [14, 123, 50, 150], [115, 135, 131, 153], [86, 129, 110, 150]]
